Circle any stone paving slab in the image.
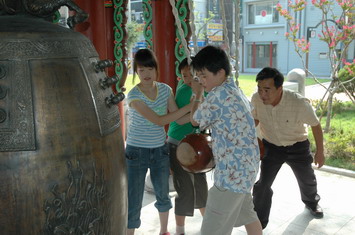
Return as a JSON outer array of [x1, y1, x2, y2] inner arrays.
[[135, 165, 355, 235], [305, 82, 352, 102]]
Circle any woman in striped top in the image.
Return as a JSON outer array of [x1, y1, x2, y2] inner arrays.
[[126, 49, 192, 235]]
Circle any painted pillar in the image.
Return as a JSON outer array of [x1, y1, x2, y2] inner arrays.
[[269, 42, 273, 67], [74, 1, 108, 58], [174, 0, 191, 79], [252, 42, 256, 68], [74, 0, 128, 139], [152, 0, 177, 91]]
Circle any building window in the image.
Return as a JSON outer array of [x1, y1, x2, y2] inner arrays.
[[247, 43, 277, 68], [131, 0, 144, 24], [248, 1, 279, 25]]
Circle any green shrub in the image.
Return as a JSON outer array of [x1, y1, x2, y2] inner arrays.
[[309, 128, 355, 161], [310, 99, 352, 118], [337, 62, 355, 100], [308, 101, 355, 170], [325, 158, 355, 171], [326, 128, 355, 160]]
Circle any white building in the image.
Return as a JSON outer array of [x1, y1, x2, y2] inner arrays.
[[241, 0, 354, 76]]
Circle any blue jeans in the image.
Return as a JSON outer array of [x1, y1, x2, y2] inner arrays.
[[126, 144, 172, 229]]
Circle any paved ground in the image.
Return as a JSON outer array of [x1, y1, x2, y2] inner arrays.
[[304, 82, 352, 102], [136, 166, 355, 235]]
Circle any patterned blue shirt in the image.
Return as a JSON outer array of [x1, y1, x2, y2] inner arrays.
[[126, 82, 172, 148], [193, 78, 260, 193]]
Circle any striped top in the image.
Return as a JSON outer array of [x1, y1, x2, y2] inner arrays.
[[126, 82, 172, 148]]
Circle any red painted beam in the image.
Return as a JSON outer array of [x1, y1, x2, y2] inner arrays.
[[73, 0, 127, 139], [269, 41, 273, 67], [74, 0, 108, 60], [252, 42, 256, 68], [152, 0, 177, 92]]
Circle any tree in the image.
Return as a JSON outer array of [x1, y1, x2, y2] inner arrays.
[[126, 21, 141, 51], [276, 0, 355, 132], [338, 62, 355, 100], [194, 10, 215, 48], [125, 21, 141, 74]]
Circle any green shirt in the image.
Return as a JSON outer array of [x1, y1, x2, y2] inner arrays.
[[167, 80, 198, 141]]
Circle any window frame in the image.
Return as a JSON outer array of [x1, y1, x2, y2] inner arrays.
[[247, 1, 280, 25], [246, 42, 278, 69]]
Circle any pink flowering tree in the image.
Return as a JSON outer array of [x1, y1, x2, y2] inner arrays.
[[276, 0, 355, 132]]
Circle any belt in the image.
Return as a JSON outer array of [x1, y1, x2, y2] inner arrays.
[[263, 139, 309, 149], [167, 136, 180, 146]]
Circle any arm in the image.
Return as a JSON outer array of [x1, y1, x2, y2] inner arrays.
[[130, 99, 192, 126], [253, 119, 265, 159], [251, 93, 259, 128], [167, 92, 179, 113], [254, 119, 259, 127], [311, 123, 325, 168], [175, 113, 191, 125], [173, 86, 196, 125], [190, 97, 202, 126], [190, 80, 204, 126]]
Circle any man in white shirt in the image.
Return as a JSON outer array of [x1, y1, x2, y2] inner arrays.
[[251, 67, 325, 229]]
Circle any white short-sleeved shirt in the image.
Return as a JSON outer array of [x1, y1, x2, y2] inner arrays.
[[126, 82, 172, 148], [193, 78, 260, 194], [251, 89, 319, 147]]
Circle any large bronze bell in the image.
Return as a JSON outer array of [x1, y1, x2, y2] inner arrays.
[[0, 15, 127, 234]]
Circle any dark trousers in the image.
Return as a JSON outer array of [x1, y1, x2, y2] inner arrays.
[[168, 142, 208, 216], [252, 139, 320, 228]]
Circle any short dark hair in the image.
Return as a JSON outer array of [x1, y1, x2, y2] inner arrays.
[[256, 67, 284, 88], [191, 45, 231, 76], [178, 57, 194, 72], [133, 49, 159, 80]]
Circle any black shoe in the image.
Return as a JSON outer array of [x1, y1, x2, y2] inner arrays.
[[261, 222, 267, 229], [306, 205, 324, 218]]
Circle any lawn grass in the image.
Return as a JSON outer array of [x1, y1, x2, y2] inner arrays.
[[124, 73, 329, 98], [124, 74, 136, 94], [308, 101, 355, 171], [237, 75, 329, 97], [305, 77, 330, 86], [237, 75, 258, 97]]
